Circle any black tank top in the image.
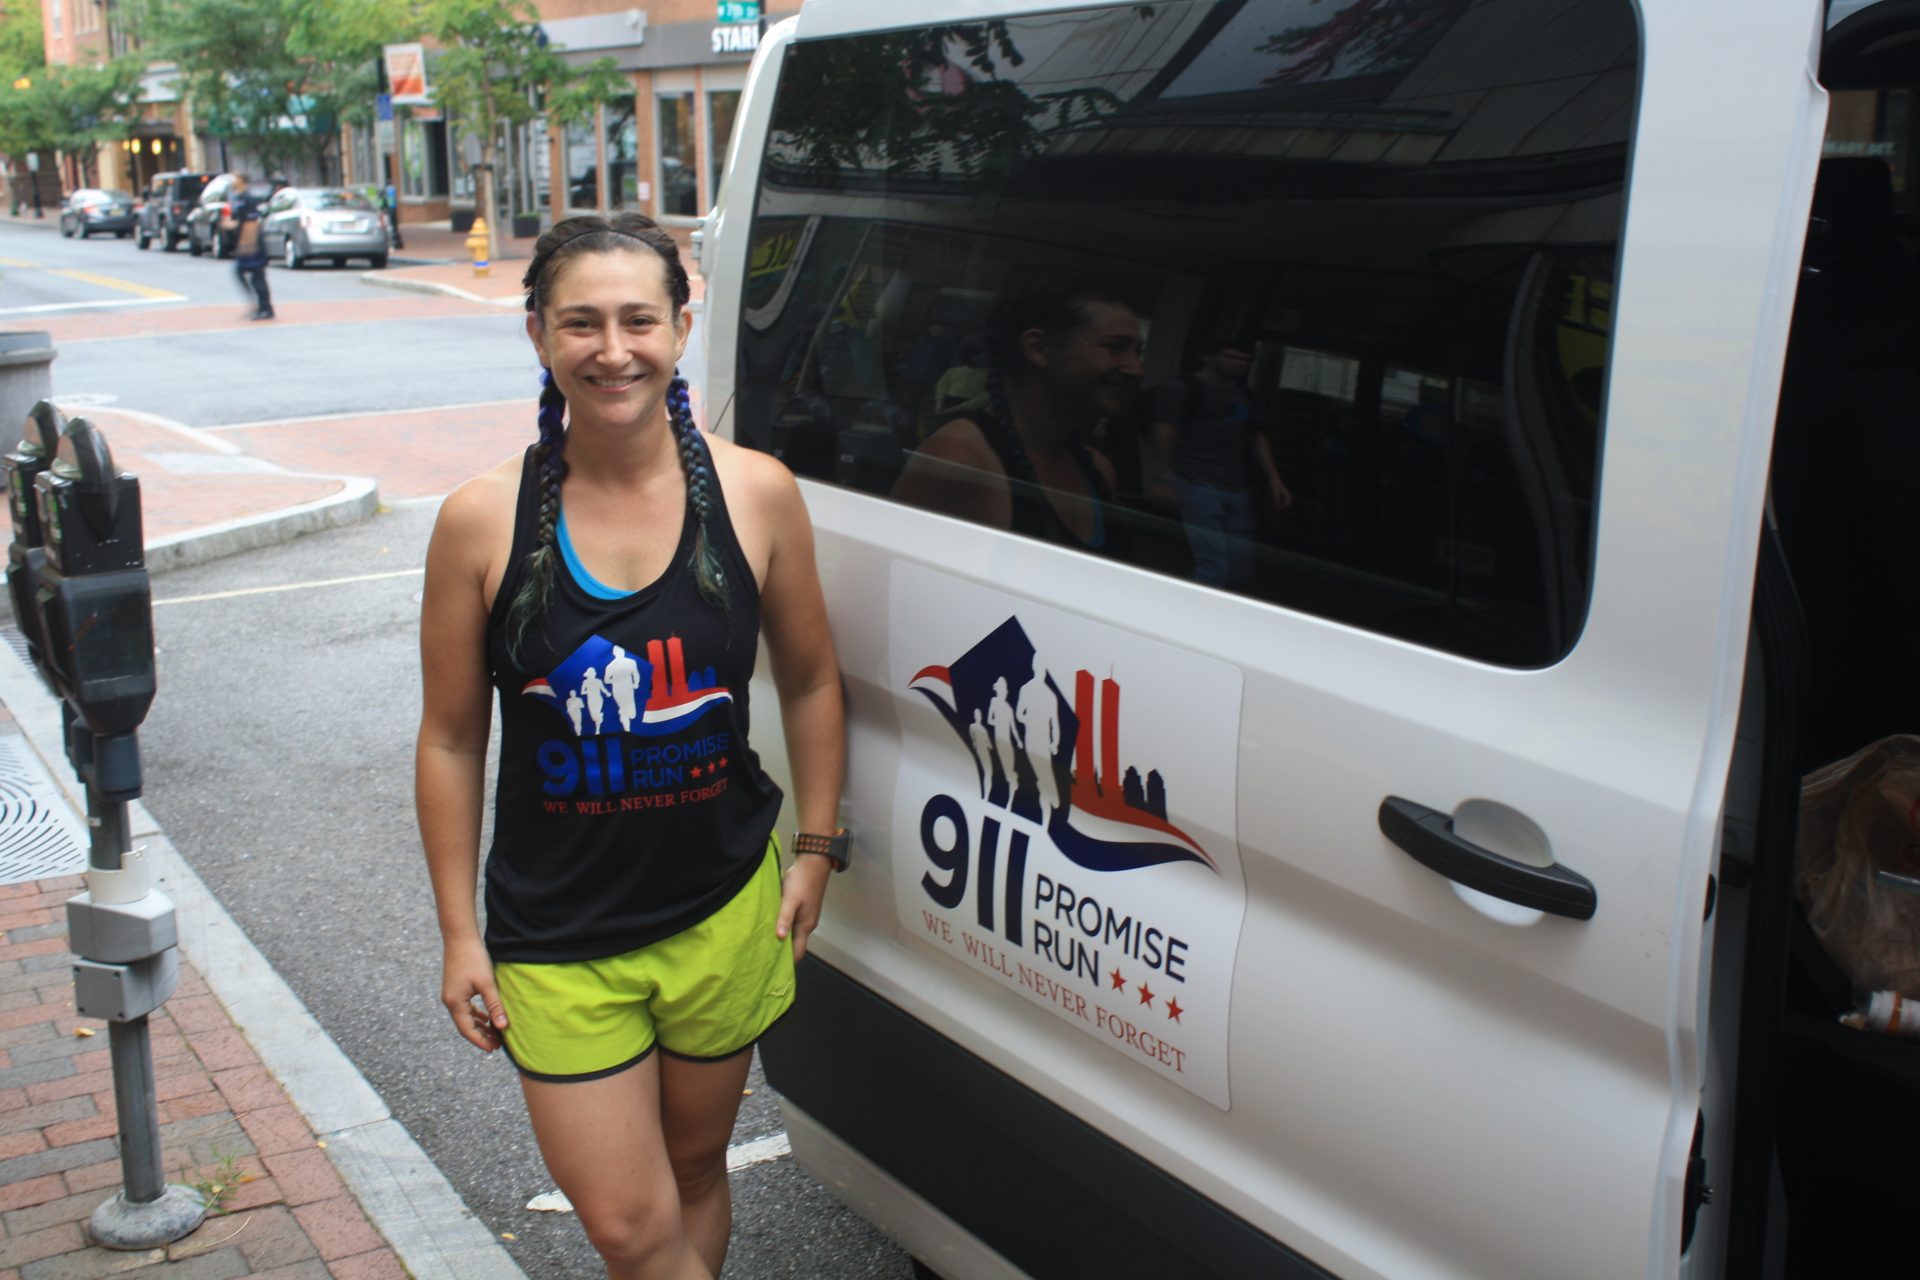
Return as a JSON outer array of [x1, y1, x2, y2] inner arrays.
[[972, 409, 1124, 557], [482, 444, 783, 963]]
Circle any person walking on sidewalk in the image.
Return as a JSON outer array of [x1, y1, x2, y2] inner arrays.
[[416, 211, 846, 1280], [383, 181, 405, 250], [222, 174, 273, 320]]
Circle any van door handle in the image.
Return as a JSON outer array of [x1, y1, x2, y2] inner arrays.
[[1378, 797, 1597, 920]]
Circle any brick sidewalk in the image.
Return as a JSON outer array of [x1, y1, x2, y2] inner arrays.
[[0, 873, 407, 1278]]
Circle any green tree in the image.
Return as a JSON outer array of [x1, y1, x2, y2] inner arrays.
[[24, 59, 146, 188], [413, 0, 624, 261], [0, 2, 45, 81], [768, 22, 1129, 189], [126, 0, 404, 178]]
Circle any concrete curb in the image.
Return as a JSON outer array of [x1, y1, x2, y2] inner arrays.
[[146, 478, 381, 574], [49, 403, 385, 577], [0, 641, 530, 1280], [358, 271, 522, 308]]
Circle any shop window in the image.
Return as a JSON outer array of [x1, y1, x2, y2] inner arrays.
[[449, 125, 476, 201], [605, 100, 638, 209], [533, 114, 552, 213], [657, 92, 697, 217], [734, 0, 1642, 667], [709, 90, 742, 205], [565, 116, 598, 209], [401, 117, 447, 198]]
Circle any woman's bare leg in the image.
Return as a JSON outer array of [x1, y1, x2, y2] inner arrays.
[[521, 1055, 710, 1280], [659, 1048, 755, 1274]]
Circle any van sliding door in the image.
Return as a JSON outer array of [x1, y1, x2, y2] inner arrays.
[[704, 2, 1827, 1276]]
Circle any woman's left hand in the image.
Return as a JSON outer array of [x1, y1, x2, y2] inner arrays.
[[776, 854, 835, 962]]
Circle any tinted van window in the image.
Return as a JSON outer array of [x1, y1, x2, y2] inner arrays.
[[734, 0, 1639, 666]]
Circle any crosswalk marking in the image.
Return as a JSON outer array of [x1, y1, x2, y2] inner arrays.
[[725, 1131, 792, 1172], [152, 568, 423, 608], [0, 297, 181, 316]]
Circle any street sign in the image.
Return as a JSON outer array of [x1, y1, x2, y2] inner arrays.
[[384, 42, 431, 106], [718, 1, 762, 22]]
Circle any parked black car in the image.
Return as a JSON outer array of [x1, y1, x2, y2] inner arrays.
[[135, 170, 211, 251], [58, 189, 135, 239], [185, 174, 244, 258]]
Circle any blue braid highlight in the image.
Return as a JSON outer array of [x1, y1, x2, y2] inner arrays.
[[536, 368, 566, 448]]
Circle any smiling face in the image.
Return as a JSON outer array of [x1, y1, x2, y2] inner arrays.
[[525, 246, 691, 434], [1023, 298, 1146, 420]]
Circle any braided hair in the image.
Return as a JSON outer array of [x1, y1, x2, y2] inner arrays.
[[504, 213, 722, 664]]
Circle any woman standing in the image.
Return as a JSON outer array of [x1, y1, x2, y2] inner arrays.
[[416, 213, 846, 1279]]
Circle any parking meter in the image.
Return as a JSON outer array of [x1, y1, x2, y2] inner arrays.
[[31, 416, 153, 801], [29, 413, 203, 1246], [4, 400, 64, 680]]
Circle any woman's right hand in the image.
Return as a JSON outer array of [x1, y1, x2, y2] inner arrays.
[[441, 937, 509, 1053]]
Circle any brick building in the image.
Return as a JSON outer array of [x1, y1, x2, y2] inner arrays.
[[40, 0, 192, 195]]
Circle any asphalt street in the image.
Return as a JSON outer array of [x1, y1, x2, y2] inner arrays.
[[0, 219, 917, 1279]]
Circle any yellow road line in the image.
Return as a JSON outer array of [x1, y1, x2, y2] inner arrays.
[[0, 256, 38, 268], [152, 568, 423, 608], [46, 269, 183, 300]]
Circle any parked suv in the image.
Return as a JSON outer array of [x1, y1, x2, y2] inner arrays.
[[135, 170, 210, 252], [185, 174, 244, 258]]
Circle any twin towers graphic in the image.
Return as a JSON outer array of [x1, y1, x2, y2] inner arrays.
[[909, 616, 1215, 874], [523, 634, 732, 738]]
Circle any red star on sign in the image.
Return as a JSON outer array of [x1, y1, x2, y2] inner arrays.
[[690, 766, 703, 778], [1109, 968, 1126, 991], [1166, 998, 1184, 1023], [1138, 982, 1155, 1007], [718, 757, 729, 769]]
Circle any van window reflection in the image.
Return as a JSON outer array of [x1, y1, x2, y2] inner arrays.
[[891, 286, 1143, 555], [1146, 337, 1292, 589]]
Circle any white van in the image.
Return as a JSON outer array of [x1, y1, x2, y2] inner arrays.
[[700, 1, 1919, 1275]]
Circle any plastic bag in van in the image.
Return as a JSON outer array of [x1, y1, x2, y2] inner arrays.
[[1795, 734, 1920, 999]]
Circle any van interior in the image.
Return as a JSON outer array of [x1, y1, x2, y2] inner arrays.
[[1718, 3, 1920, 1274]]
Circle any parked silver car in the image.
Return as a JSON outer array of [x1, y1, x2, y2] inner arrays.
[[260, 187, 389, 269]]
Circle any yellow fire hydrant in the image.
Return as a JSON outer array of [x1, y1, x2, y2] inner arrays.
[[466, 216, 490, 277]]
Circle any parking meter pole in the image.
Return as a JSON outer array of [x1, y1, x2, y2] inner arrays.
[[82, 779, 166, 1206], [19, 415, 206, 1249], [107, 1018, 165, 1202], [86, 786, 127, 871]]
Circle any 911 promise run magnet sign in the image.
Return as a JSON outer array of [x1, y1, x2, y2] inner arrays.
[[889, 562, 1247, 1109]]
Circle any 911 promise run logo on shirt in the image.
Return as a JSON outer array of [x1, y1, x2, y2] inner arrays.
[[524, 633, 737, 811], [890, 562, 1247, 1108]]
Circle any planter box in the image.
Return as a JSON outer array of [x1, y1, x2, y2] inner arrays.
[[450, 208, 476, 233], [512, 214, 541, 239]]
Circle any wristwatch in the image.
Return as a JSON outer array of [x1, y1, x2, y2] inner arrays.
[[793, 827, 851, 872]]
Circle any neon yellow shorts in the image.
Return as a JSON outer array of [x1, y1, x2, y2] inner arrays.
[[493, 841, 794, 1082]]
